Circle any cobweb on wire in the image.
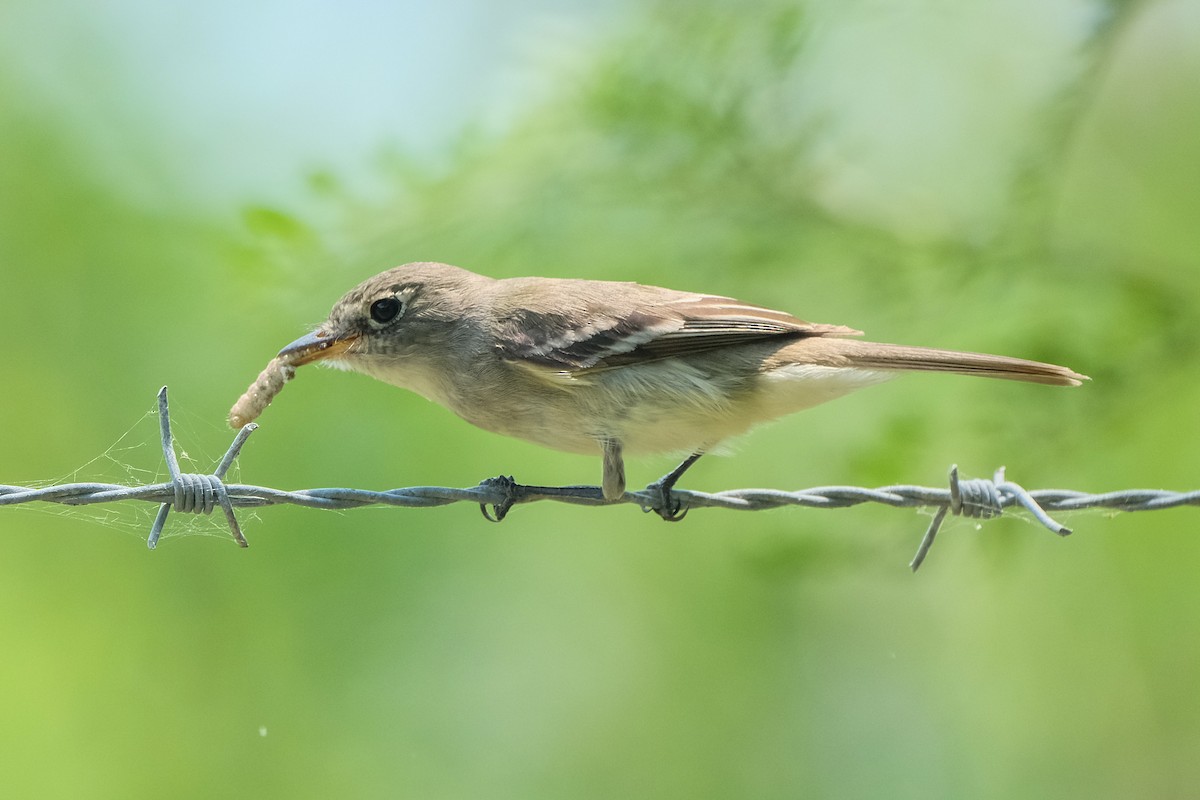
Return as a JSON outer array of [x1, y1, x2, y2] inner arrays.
[[8, 400, 256, 545]]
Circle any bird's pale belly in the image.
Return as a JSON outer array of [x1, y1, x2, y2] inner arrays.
[[447, 359, 894, 457]]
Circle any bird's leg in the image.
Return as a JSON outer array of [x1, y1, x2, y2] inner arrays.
[[645, 452, 703, 522], [601, 438, 626, 500], [479, 438, 625, 520]]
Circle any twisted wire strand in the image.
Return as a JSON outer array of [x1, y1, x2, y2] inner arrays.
[[1, 387, 1196, 569]]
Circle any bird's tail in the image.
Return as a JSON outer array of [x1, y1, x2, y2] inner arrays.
[[833, 340, 1088, 387]]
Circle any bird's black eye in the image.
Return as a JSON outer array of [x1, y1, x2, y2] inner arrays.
[[369, 296, 402, 325]]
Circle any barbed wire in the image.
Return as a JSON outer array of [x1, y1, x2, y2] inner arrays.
[[2, 387, 1196, 570]]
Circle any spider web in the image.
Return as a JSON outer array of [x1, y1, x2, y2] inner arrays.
[[7, 400, 258, 546]]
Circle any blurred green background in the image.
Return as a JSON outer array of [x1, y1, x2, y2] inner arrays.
[[2, 0, 1198, 796]]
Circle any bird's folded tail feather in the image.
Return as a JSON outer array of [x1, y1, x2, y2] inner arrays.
[[826, 340, 1088, 387]]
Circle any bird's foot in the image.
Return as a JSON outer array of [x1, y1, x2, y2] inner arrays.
[[642, 478, 689, 522], [478, 475, 521, 522], [641, 453, 702, 522]]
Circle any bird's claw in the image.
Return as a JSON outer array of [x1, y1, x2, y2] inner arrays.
[[643, 480, 689, 522], [479, 475, 520, 522]]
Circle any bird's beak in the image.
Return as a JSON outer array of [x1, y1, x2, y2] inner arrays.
[[277, 329, 360, 366]]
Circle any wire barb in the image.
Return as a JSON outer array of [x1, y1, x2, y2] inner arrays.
[[1, 387, 1195, 567], [907, 465, 1068, 572], [146, 386, 256, 550]]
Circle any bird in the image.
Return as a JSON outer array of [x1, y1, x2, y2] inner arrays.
[[271, 261, 1086, 519]]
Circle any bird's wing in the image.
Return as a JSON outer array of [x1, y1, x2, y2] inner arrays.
[[494, 290, 861, 373]]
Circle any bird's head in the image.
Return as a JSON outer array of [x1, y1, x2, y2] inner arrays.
[[277, 262, 488, 373]]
